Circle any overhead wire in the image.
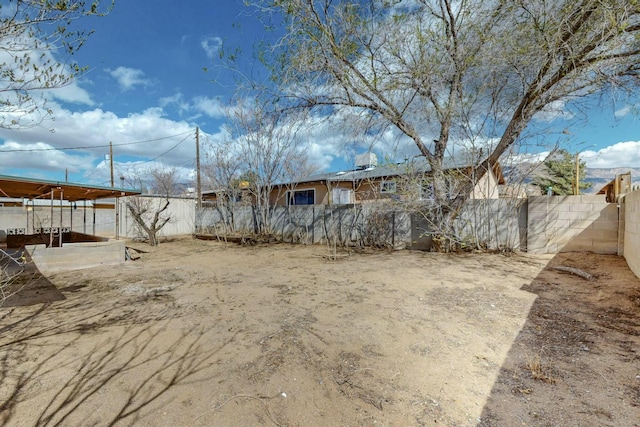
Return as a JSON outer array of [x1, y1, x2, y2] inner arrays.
[[135, 133, 193, 165], [81, 129, 197, 181], [0, 129, 194, 152]]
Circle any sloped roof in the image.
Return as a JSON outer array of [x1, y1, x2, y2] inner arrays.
[[288, 156, 504, 185], [202, 156, 505, 195], [0, 174, 141, 201]]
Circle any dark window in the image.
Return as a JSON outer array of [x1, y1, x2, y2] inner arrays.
[[380, 180, 397, 194], [288, 189, 315, 205]]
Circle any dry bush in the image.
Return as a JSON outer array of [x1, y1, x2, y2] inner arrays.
[[525, 354, 557, 384], [361, 210, 395, 249]]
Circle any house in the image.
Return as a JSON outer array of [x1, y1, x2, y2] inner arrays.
[[274, 154, 504, 206], [203, 153, 505, 207]]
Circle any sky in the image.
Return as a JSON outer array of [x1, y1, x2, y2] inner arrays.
[[0, 0, 639, 189]]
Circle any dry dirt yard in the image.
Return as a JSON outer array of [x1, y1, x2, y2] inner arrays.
[[1, 237, 639, 426]]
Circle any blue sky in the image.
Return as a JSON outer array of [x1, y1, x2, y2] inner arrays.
[[0, 0, 639, 188]]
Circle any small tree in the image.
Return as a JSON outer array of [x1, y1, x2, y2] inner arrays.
[[125, 167, 178, 246], [533, 149, 592, 195], [220, 100, 312, 235], [201, 142, 245, 234]]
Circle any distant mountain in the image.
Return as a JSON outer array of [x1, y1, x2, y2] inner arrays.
[[584, 167, 640, 179]]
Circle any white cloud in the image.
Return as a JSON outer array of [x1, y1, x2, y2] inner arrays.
[[533, 99, 574, 122], [106, 159, 196, 187], [46, 82, 95, 106], [0, 103, 202, 185], [0, 141, 91, 173], [614, 105, 632, 119], [192, 96, 225, 119], [582, 141, 640, 168], [160, 92, 186, 108], [159, 92, 192, 116], [106, 66, 152, 91], [158, 93, 225, 121], [201, 36, 222, 59], [0, 28, 95, 117]]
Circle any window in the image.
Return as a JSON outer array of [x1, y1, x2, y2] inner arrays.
[[380, 180, 397, 194], [419, 183, 435, 201], [331, 188, 353, 205], [287, 189, 315, 205]]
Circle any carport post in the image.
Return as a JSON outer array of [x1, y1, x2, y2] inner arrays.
[[49, 190, 54, 247], [93, 200, 96, 236], [31, 200, 35, 234], [83, 200, 87, 234], [59, 189, 63, 247], [115, 197, 120, 240]]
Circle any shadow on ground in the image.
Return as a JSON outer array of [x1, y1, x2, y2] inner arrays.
[[1, 249, 65, 307], [478, 252, 640, 426], [0, 283, 225, 427]]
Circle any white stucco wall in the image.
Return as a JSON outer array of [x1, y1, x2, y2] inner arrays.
[[118, 196, 196, 239]]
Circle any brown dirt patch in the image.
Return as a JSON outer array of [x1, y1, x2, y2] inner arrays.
[[1, 238, 639, 426], [479, 252, 640, 426]]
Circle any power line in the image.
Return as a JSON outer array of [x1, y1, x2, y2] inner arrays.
[[179, 158, 196, 167], [0, 129, 195, 153], [135, 134, 192, 165], [88, 133, 191, 179], [82, 131, 195, 181]]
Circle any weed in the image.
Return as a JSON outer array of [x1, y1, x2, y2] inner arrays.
[[525, 354, 557, 384]]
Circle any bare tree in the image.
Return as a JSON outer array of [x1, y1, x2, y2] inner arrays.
[[221, 100, 313, 236], [201, 139, 245, 234], [0, 0, 112, 128], [250, 0, 640, 242], [125, 167, 178, 246]]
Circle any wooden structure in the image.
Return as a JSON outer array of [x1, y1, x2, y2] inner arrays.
[[597, 172, 632, 203], [0, 174, 140, 247]]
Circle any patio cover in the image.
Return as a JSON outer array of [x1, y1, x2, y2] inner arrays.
[[0, 174, 141, 201]]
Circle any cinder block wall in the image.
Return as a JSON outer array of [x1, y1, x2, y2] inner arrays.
[[527, 195, 619, 254], [623, 190, 640, 278], [25, 240, 126, 274]]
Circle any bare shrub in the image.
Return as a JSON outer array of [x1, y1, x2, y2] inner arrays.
[[525, 354, 557, 384]]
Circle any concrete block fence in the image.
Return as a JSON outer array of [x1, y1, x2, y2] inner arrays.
[[3, 191, 640, 279], [622, 191, 640, 278], [527, 195, 619, 254]]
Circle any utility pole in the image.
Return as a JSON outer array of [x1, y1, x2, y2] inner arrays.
[[195, 127, 202, 208], [110, 141, 114, 188]]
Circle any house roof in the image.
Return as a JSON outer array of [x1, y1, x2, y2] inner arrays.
[[0, 174, 141, 202], [286, 156, 504, 186], [201, 156, 505, 196]]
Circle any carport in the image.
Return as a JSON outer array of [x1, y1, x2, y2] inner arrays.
[[0, 174, 140, 247], [0, 174, 141, 273]]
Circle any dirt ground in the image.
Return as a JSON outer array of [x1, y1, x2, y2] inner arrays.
[[1, 237, 639, 426]]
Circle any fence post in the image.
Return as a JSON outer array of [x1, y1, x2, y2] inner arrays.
[[392, 211, 396, 247]]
